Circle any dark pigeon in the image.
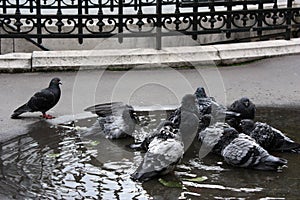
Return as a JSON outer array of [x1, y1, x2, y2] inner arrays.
[[229, 97, 256, 120], [226, 97, 256, 130], [239, 119, 300, 153], [131, 94, 200, 182], [199, 123, 287, 170], [84, 102, 138, 139], [11, 78, 62, 119]]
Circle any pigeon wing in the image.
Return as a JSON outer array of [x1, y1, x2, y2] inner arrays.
[[84, 102, 125, 116], [27, 88, 56, 112], [222, 136, 261, 167], [85, 102, 138, 139]]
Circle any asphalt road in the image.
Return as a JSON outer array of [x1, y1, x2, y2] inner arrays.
[[0, 54, 299, 142]]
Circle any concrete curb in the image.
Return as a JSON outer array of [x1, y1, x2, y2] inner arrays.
[[1, 38, 300, 72], [31, 45, 220, 71], [215, 39, 300, 65], [0, 53, 32, 72]]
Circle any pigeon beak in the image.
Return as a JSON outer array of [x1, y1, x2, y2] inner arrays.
[[244, 102, 249, 107], [59, 81, 62, 85]]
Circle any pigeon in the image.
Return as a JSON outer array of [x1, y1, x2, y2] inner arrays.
[[194, 87, 240, 123], [131, 94, 200, 182], [198, 122, 237, 157], [239, 119, 300, 153], [222, 133, 288, 171], [84, 102, 137, 139], [229, 97, 256, 120], [226, 97, 256, 130], [199, 123, 287, 170], [131, 121, 184, 182], [178, 94, 201, 151], [130, 94, 200, 151], [11, 78, 62, 119]]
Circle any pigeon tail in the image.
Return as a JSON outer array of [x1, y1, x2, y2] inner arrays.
[[276, 141, 300, 153], [256, 155, 287, 171], [11, 104, 32, 119]]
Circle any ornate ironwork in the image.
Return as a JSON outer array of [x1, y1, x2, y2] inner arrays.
[[0, 0, 299, 50]]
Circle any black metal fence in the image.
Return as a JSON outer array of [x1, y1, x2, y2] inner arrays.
[[0, 0, 300, 49]]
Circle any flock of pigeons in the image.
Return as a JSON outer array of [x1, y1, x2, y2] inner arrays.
[[11, 78, 300, 183]]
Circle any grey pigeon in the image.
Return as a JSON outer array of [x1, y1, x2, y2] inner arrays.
[[11, 78, 61, 119], [168, 94, 200, 127], [199, 123, 287, 170], [178, 94, 201, 151], [131, 94, 200, 182], [131, 121, 183, 182], [222, 133, 287, 170], [84, 102, 137, 139], [198, 122, 236, 157], [239, 119, 300, 153]]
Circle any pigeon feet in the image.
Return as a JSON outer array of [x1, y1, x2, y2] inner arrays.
[[41, 114, 55, 119]]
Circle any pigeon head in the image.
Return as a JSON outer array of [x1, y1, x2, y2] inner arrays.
[[223, 127, 239, 137], [239, 119, 255, 134], [49, 78, 62, 87], [194, 87, 207, 99], [240, 97, 251, 107]]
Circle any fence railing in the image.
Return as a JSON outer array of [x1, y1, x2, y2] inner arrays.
[[0, 0, 300, 49]]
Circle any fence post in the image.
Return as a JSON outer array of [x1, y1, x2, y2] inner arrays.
[[192, 0, 198, 40], [285, 0, 292, 40], [156, 0, 162, 50], [36, 0, 42, 44], [257, 0, 263, 38], [118, 0, 123, 43], [78, 0, 83, 44], [226, 0, 232, 38]]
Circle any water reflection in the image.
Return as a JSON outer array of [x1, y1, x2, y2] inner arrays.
[[0, 107, 299, 199], [0, 121, 149, 199]]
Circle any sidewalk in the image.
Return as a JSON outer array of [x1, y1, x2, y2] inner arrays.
[[1, 39, 300, 72]]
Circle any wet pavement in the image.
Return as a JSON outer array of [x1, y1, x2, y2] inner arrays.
[[0, 54, 300, 142]]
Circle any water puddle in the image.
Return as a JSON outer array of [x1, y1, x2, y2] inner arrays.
[[0, 107, 300, 199]]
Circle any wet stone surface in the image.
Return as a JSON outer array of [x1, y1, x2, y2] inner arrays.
[[0, 107, 299, 199]]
